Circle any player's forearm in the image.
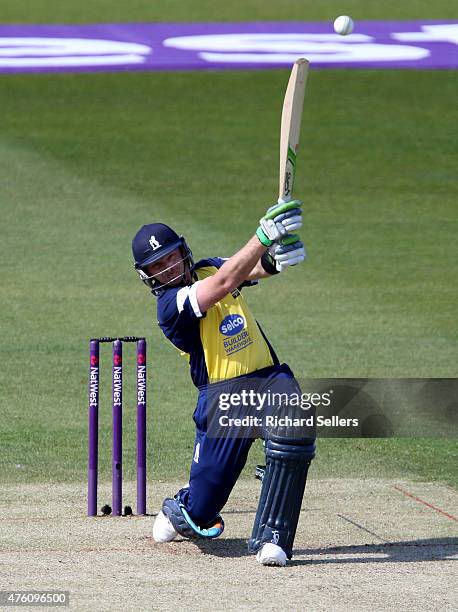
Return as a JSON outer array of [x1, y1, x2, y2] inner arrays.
[[216, 236, 267, 292], [195, 236, 267, 312], [245, 259, 272, 280], [196, 200, 304, 312]]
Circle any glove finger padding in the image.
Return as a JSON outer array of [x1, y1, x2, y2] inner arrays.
[[271, 236, 306, 269], [279, 253, 305, 267], [257, 201, 303, 246], [276, 214, 302, 233], [264, 200, 303, 219], [271, 209, 301, 222], [272, 241, 304, 260]]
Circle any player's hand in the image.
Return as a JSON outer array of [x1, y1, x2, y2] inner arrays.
[[270, 234, 306, 271], [256, 200, 303, 246]]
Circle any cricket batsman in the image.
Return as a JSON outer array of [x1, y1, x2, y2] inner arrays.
[[132, 200, 316, 566]]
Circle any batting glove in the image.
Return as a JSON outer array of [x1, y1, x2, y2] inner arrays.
[[256, 200, 303, 246], [261, 234, 306, 274]]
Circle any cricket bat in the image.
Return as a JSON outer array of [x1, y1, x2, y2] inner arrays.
[[278, 58, 309, 203]]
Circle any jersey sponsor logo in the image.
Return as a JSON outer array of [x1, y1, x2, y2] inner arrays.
[[223, 330, 253, 354], [219, 314, 245, 336]]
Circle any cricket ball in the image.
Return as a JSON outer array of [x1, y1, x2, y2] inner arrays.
[[334, 15, 354, 36]]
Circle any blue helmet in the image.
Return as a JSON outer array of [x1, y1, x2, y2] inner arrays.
[[132, 223, 193, 295]]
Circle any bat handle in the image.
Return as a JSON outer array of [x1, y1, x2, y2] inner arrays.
[[277, 197, 292, 204]]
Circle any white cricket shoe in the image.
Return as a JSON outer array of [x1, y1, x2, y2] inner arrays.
[[153, 510, 178, 543], [256, 543, 287, 567]]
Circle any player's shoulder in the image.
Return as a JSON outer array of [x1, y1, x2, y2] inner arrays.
[[193, 257, 228, 271], [156, 285, 182, 319], [193, 257, 227, 281], [157, 282, 203, 327]]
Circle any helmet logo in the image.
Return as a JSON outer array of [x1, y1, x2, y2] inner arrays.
[[148, 235, 161, 250]]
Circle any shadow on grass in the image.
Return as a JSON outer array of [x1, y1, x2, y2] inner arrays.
[[194, 537, 252, 558], [291, 537, 458, 566], [190, 537, 458, 563]]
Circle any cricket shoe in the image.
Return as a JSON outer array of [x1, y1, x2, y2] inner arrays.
[[153, 510, 178, 543], [256, 543, 287, 567]]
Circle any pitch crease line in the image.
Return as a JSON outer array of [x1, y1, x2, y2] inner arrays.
[[337, 513, 389, 542], [394, 485, 458, 522]]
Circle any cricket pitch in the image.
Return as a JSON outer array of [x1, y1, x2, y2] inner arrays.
[[1, 478, 457, 610]]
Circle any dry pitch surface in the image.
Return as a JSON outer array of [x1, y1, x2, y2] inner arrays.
[[1, 479, 457, 611]]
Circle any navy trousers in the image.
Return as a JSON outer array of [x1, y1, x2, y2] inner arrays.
[[177, 363, 300, 526]]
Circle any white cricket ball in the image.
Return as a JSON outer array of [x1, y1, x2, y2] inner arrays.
[[334, 15, 354, 36]]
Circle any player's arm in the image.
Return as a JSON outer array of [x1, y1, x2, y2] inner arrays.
[[195, 201, 304, 312], [245, 259, 272, 280], [196, 236, 266, 312], [245, 235, 307, 281]]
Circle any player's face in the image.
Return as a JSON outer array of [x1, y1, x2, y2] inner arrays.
[[145, 248, 186, 286]]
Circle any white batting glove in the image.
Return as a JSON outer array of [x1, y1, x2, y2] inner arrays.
[[256, 200, 303, 246], [270, 235, 306, 271], [261, 234, 306, 274]]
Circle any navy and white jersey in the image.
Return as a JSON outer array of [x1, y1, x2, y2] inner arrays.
[[157, 257, 278, 387]]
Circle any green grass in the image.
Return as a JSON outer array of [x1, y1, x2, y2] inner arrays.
[[0, 2, 456, 489], [1, 0, 457, 23]]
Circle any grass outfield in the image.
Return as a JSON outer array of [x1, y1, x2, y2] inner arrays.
[[0, 4, 456, 490], [1, 0, 457, 22]]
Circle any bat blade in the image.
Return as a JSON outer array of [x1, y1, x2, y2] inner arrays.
[[278, 58, 309, 203]]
